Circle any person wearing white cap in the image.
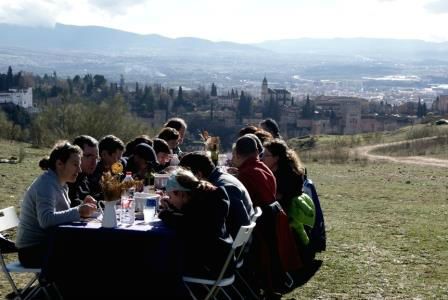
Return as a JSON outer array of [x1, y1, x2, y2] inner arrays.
[[159, 168, 233, 278]]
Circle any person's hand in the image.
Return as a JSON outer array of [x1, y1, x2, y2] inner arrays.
[[226, 167, 239, 176], [83, 195, 97, 206], [159, 195, 171, 210], [79, 203, 97, 218]]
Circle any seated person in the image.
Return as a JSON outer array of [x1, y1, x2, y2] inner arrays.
[[123, 135, 153, 157], [152, 138, 172, 172], [163, 118, 187, 157], [259, 118, 282, 139], [68, 135, 99, 207], [124, 143, 158, 186], [238, 125, 259, 137], [262, 139, 305, 214], [89, 134, 125, 200], [232, 135, 276, 207], [254, 129, 273, 145], [157, 127, 180, 166], [179, 152, 254, 238], [16, 141, 97, 268], [159, 168, 233, 278]]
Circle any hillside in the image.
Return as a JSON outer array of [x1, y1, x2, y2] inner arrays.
[[290, 123, 448, 164]]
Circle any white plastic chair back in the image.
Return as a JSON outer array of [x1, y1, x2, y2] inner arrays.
[[183, 222, 257, 300], [251, 206, 262, 222], [232, 221, 256, 249], [0, 206, 20, 232]]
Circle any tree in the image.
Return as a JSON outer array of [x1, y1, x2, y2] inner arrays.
[[177, 86, 183, 102], [302, 95, 315, 119], [173, 86, 184, 110], [416, 98, 424, 118], [6, 66, 13, 90], [0, 74, 6, 91], [93, 74, 106, 89], [211, 83, 217, 97], [83, 74, 93, 96], [119, 74, 125, 92], [13, 71, 22, 88], [237, 91, 252, 121], [67, 78, 73, 95]]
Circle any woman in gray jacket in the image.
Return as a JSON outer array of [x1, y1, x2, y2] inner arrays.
[[16, 141, 97, 268]]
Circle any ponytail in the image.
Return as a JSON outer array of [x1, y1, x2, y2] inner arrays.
[[38, 157, 50, 170]]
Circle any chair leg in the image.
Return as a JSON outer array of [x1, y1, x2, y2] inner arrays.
[[285, 272, 294, 288], [50, 282, 64, 300], [14, 273, 40, 300], [204, 285, 220, 300], [231, 284, 245, 300], [236, 270, 260, 299], [219, 287, 232, 300], [183, 282, 199, 300]]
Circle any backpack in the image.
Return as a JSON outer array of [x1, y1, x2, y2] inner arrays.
[[303, 174, 326, 253], [288, 193, 316, 246]]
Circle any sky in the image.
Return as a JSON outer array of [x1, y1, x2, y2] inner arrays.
[[1, 0, 448, 43]]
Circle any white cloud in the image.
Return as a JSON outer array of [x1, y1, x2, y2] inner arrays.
[[88, 0, 148, 15], [425, 0, 448, 14], [0, 0, 64, 27], [1, 0, 448, 42]]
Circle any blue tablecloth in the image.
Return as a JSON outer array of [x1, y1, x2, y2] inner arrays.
[[43, 219, 187, 299]]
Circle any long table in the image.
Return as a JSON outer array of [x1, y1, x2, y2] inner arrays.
[[43, 219, 187, 299]]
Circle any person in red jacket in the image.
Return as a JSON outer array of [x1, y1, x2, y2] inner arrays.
[[232, 135, 276, 207]]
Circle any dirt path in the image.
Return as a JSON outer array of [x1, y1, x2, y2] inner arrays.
[[354, 136, 448, 168]]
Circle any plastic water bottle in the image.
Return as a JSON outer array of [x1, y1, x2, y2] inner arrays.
[[121, 172, 135, 225]]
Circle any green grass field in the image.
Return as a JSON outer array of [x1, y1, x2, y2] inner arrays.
[[1, 139, 448, 299], [288, 162, 448, 299]]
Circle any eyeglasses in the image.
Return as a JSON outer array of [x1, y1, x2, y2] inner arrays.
[[83, 154, 99, 160]]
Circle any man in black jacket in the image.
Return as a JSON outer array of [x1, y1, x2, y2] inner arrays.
[[68, 135, 99, 207]]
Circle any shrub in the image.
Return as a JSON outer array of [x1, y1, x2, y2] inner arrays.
[[29, 95, 155, 147]]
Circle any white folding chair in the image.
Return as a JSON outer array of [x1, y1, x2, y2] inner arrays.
[[0, 206, 49, 300], [183, 221, 256, 300], [232, 207, 263, 299], [250, 206, 263, 222], [238, 206, 262, 268]]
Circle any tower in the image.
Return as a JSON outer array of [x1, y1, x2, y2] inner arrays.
[[261, 76, 268, 102]]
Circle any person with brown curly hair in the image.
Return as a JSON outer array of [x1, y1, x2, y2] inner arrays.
[[262, 139, 305, 213]]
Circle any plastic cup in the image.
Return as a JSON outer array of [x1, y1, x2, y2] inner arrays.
[[154, 173, 170, 190], [143, 196, 159, 223]]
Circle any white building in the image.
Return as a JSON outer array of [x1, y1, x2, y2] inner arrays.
[[0, 88, 33, 108]]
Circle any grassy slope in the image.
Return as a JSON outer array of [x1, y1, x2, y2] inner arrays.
[[1, 139, 448, 299], [0, 140, 47, 297], [288, 162, 448, 299], [0, 141, 48, 209]]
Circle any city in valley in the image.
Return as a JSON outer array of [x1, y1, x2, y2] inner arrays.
[[1, 23, 448, 148]]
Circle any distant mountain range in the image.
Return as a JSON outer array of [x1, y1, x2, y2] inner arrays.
[[2, 23, 448, 60], [1, 23, 448, 85], [0, 23, 268, 57], [255, 38, 448, 61]]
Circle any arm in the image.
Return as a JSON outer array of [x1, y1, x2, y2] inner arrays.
[[35, 184, 81, 229]]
